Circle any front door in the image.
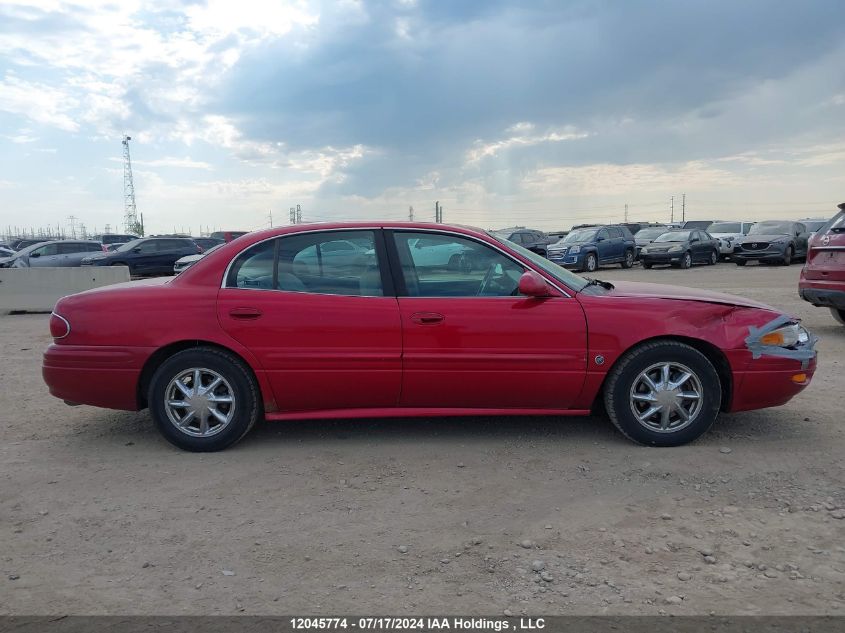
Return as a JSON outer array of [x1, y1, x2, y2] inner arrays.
[[388, 230, 588, 410], [217, 230, 402, 412]]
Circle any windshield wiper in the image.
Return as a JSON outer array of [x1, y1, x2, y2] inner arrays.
[[584, 278, 615, 290]]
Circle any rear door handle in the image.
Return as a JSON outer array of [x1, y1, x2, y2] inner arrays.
[[410, 312, 444, 325], [229, 307, 262, 320]]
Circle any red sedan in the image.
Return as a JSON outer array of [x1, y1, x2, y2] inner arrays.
[[43, 222, 817, 451]]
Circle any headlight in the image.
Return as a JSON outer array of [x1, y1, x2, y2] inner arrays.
[[760, 323, 810, 348], [668, 245, 684, 252], [569, 245, 580, 254]]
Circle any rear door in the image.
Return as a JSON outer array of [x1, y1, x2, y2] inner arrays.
[[388, 229, 587, 409], [217, 229, 402, 412], [57, 242, 98, 266]]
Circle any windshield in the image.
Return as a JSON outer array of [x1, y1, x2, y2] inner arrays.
[[487, 233, 589, 292], [635, 227, 667, 239], [708, 222, 741, 233], [116, 239, 144, 252], [563, 229, 597, 243], [749, 221, 792, 235], [654, 231, 690, 242]]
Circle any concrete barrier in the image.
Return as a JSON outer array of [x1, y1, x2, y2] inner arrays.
[[0, 266, 131, 314]]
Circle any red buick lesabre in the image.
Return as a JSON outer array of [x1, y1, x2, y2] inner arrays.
[[43, 223, 817, 451]]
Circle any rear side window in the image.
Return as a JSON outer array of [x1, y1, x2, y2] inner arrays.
[[58, 242, 97, 254], [225, 231, 383, 296], [608, 228, 622, 238], [819, 212, 845, 234]]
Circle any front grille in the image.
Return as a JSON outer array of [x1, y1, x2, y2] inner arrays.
[[741, 242, 769, 251]]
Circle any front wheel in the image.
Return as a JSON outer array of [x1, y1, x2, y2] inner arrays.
[[781, 246, 793, 266], [643, 262, 653, 269], [709, 250, 718, 265], [582, 253, 598, 273], [735, 259, 747, 266], [679, 252, 692, 269], [621, 250, 634, 269], [148, 347, 261, 451], [603, 341, 722, 446], [831, 308, 845, 326]]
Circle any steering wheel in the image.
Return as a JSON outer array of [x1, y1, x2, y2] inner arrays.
[[477, 262, 497, 296]]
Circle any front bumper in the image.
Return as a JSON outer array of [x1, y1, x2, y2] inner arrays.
[[641, 252, 683, 265], [733, 245, 787, 261], [548, 251, 584, 268]]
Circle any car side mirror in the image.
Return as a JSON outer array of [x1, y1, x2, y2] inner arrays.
[[690, 237, 699, 243], [29, 252, 41, 258], [132, 247, 142, 253], [518, 271, 552, 298], [596, 236, 605, 242]]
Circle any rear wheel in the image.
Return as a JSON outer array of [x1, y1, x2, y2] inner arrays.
[[148, 347, 261, 452], [831, 308, 845, 326], [603, 341, 722, 446], [621, 250, 634, 269], [708, 250, 718, 265], [781, 246, 793, 266]]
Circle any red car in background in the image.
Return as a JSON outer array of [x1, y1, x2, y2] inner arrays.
[[800, 202, 845, 325], [43, 222, 817, 452]]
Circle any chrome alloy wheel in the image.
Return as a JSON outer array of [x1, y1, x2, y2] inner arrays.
[[164, 368, 236, 437], [629, 362, 703, 433]]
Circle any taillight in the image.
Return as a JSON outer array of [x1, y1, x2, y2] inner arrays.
[[50, 313, 71, 339]]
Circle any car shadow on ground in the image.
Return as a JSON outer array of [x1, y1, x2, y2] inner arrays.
[[69, 405, 822, 454]]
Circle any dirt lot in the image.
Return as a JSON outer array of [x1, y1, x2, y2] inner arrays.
[[1, 262, 843, 616]]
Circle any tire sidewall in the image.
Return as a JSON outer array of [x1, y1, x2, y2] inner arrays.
[[605, 342, 721, 446], [681, 252, 692, 269], [585, 253, 597, 272], [148, 348, 259, 452]]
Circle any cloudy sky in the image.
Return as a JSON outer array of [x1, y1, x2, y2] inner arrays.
[[1, 0, 844, 236]]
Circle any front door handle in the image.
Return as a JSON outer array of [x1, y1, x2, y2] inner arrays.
[[229, 307, 262, 320], [410, 312, 444, 325]]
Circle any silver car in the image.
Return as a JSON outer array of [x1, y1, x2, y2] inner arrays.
[[1, 240, 104, 268]]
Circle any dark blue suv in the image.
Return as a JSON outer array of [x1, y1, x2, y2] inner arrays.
[[81, 237, 201, 275], [546, 225, 636, 272]]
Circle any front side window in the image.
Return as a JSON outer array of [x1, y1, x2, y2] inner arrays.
[[225, 231, 383, 296], [393, 232, 524, 297], [597, 229, 610, 241]]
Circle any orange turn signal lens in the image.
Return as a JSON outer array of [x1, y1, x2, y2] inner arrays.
[[760, 331, 785, 346], [791, 373, 808, 384]]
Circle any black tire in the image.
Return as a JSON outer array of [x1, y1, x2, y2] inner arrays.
[[643, 262, 653, 269], [735, 259, 747, 266], [831, 308, 845, 326], [582, 253, 598, 273], [148, 347, 261, 452], [679, 252, 692, 269], [621, 250, 634, 269], [781, 246, 793, 266], [708, 250, 718, 265], [603, 340, 722, 447]]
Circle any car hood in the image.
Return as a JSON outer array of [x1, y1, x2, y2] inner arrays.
[[741, 234, 790, 242], [599, 280, 778, 311]]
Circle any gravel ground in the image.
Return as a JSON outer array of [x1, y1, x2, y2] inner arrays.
[[1, 262, 843, 616]]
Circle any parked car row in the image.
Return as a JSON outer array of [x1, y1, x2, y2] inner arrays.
[[0, 232, 247, 274]]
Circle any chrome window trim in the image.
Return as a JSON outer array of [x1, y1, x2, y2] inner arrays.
[[220, 225, 573, 298]]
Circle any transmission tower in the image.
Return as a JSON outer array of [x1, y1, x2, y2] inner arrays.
[[122, 135, 143, 235]]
